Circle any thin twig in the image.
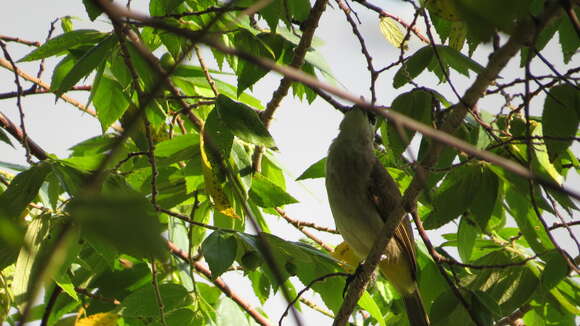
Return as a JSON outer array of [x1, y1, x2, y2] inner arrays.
[[0, 57, 122, 132], [150, 260, 168, 326], [0, 35, 40, 47], [275, 208, 335, 252], [194, 45, 219, 96], [0, 40, 31, 163], [0, 111, 48, 160], [279, 272, 348, 326]]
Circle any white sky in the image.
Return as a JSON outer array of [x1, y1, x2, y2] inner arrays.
[[1, 1, 578, 325]]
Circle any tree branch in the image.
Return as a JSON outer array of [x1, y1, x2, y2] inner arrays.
[[0, 111, 48, 160], [0, 58, 123, 133]]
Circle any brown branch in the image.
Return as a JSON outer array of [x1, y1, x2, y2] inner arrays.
[[0, 40, 31, 163], [279, 272, 348, 326], [0, 111, 48, 160], [496, 304, 531, 326], [159, 208, 236, 232], [298, 297, 334, 319], [167, 241, 273, 326], [275, 207, 339, 234], [75, 287, 120, 305], [0, 57, 123, 133], [549, 219, 580, 230], [336, 0, 378, 104], [194, 45, 219, 96], [275, 207, 335, 252], [332, 3, 563, 325], [546, 194, 580, 255], [0, 86, 91, 99], [252, 0, 329, 172], [0, 35, 40, 47]]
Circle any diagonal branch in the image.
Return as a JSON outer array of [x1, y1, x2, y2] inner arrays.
[[0, 58, 123, 133], [0, 111, 48, 160]]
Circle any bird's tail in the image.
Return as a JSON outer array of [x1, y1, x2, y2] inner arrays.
[[402, 289, 430, 326]]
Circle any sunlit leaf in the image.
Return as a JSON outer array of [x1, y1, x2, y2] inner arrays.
[[19, 29, 106, 62], [296, 157, 326, 180]]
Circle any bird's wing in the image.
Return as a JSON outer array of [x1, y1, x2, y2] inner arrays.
[[368, 157, 417, 278]]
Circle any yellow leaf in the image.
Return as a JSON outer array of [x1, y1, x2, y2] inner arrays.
[[379, 17, 407, 49], [200, 127, 240, 219], [75, 312, 119, 326], [331, 241, 361, 273]]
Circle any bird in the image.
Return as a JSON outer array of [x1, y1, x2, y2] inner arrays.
[[326, 108, 430, 326]]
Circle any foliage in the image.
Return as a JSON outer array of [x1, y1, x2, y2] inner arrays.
[[0, 0, 578, 325]]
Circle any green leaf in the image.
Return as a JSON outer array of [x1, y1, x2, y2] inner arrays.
[[216, 95, 275, 147], [122, 283, 193, 318], [93, 77, 130, 131], [204, 107, 234, 160], [234, 30, 275, 94], [542, 84, 580, 161], [457, 216, 477, 262], [540, 251, 570, 291], [387, 89, 433, 156], [454, 0, 530, 42], [19, 29, 106, 62], [155, 134, 200, 158], [379, 16, 406, 49], [55, 34, 116, 96], [82, 0, 104, 21], [91, 262, 151, 301], [393, 46, 433, 88], [437, 45, 485, 76], [359, 291, 386, 326], [448, 22, 467, 50], [216, 297, 252, 326], [558, 8, 580, 63], [249, 174, 298, 208], [469, 166, 499, 229], [69, 134, 117, 156], [60, 16, 73, 33], [11, 217, 49, 310], [424, 163, 482, 229], [150, 309, 197, 326], [50, 53, 80, 92], [296, 157, 326, 180], [201, 231, 237, 279], [504, 186, 554, 254], [69, 193, 166, 259], [248, 269, 271, 304], [0, 128, 14, 147], [231, 140, 253, 194], [0, 163, 51, 221]]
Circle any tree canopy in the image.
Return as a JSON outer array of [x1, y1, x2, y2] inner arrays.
[[0, 1, 579, 326]]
